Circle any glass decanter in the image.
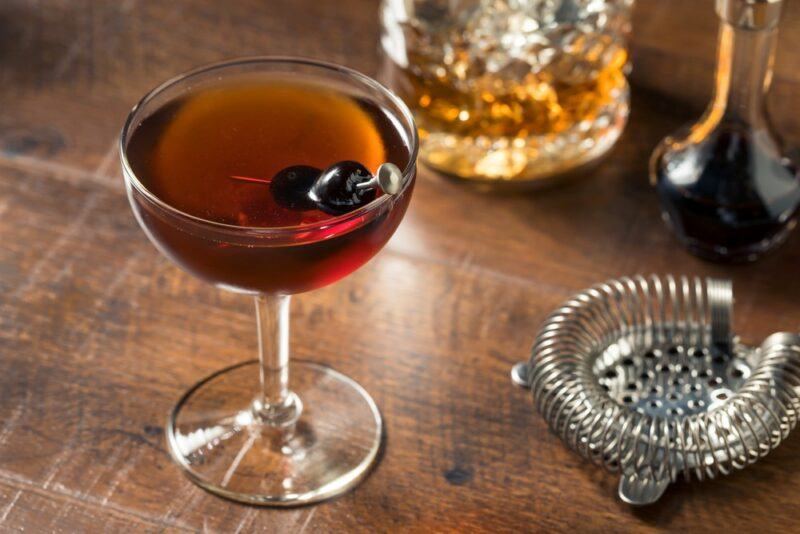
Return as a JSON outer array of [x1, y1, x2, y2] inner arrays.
[[651, 0, 800, 262], [381, 0, 634, 185]]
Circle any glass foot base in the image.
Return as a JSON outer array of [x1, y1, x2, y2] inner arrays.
[[166, 360, 382, 506]]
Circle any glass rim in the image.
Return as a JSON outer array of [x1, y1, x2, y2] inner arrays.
[[119, 56, 419, 235]]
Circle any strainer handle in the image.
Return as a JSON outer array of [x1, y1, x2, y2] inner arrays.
[[619, 473, 670, 506], [510, 361, 530, 388], [707, 278, 733, 350]]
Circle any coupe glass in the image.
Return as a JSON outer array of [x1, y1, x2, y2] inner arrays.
[[119, 58, 418, 505]]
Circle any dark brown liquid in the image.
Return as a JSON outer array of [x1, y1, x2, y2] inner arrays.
[[125, 78, 414, 294], [655, 126, 800, 262]]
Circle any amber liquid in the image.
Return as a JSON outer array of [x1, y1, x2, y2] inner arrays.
[[655, 126, 800, 262], [126, 78, 414, 294], [399, 50, 628, 141], [383, 40, 629, 182]]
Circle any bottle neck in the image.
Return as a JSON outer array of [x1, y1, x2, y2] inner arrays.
[[711, 21, 777, 124]]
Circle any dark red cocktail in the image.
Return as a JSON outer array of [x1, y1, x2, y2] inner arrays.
[[125, 77, 414, 294], [120, 58, 417, 506]]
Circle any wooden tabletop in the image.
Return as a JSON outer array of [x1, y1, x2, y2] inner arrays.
[[2, 1, 800, 532]]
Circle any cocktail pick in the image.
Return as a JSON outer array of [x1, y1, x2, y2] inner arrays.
[[230, 161, 404, 215], [229, 175, 272, 184], [356, 162, 403, 195]]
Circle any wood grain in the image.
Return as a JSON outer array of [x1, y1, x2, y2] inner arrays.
[[1, 0, 799, 532]]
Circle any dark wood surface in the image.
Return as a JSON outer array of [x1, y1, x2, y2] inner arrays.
[[1, 1, 800, 532]]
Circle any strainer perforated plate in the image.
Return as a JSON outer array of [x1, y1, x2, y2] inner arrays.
[[512, 275, 800, 505]]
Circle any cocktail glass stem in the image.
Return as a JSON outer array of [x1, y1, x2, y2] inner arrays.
[[254, 294, 301, 425]]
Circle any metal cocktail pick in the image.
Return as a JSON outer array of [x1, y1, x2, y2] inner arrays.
[[356, 162, 403, 195], [231, 162, 403, 196]]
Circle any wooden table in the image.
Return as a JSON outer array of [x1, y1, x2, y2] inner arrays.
[[1, 1, 799, 532]]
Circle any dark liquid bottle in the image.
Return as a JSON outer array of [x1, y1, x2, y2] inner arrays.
[[651, 0, 800, 262]]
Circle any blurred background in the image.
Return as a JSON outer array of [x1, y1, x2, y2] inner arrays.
[[1, 0, 799, 172]]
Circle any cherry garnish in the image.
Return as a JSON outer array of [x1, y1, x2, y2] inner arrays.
[[268, 165, 321, 211], [309, 161, 376, 215], [230, 161, 403, 215]]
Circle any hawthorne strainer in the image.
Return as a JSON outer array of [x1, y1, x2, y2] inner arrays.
[[511, 275, 800, 505]]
